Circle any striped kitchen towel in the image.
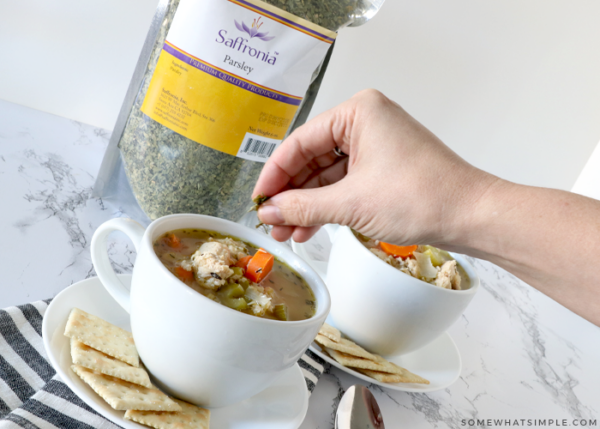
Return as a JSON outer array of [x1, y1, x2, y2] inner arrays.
[[0, 299, 326, 428]]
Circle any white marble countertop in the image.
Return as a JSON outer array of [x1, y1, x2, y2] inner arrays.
[[1, 98, 599, 428]]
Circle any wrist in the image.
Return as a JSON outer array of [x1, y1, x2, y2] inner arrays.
[[438, 170, 515, 258]]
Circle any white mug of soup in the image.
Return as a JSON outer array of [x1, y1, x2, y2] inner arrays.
[[90, 214, 330, 408], [321, 225, 479, 357]]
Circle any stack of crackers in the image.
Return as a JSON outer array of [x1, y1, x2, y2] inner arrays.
[[64, 308, 210, 429], [315, 324, 430, 385]]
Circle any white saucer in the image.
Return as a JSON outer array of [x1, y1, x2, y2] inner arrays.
[[292, 232, 462, 392], [42, 275, 309, 429], [309, 327, 461, 393]]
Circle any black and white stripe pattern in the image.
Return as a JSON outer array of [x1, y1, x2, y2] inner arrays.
[[0, 299, 327, 428], [298, 349, 326, 394]]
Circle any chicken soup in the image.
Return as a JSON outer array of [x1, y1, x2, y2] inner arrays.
[[154, 229, 316, 321], [354, 231, 470, 290]]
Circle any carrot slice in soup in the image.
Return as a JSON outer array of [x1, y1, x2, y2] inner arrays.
[[175, 266, 194, 282], [166, 233, 181, 248], [245, 248, 274, 283], [380, 243, 418, 258], [235, 255, 252, 269]]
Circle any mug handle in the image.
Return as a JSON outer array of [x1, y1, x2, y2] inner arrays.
[[292, 224, 341, 280], [323, 224, 340, 241], [90, 218, 145, 314]]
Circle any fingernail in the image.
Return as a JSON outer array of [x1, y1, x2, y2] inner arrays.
[[258, 204, 284, 224]]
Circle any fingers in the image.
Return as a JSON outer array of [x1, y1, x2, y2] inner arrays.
[[252, 101, 355, 198], [252, 89, 401, 200], [300, 157, 349, 190], [258, 183, 352, 227], [269, 225, 321, 243], [270, 225, 295, 242], [291, 226, 322, 243], [290, 151, 340, 188]]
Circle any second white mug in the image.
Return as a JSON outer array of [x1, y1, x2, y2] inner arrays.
[[298, 225, 479, 357]]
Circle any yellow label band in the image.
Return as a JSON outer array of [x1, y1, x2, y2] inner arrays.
[[141, 43, 299, 157]]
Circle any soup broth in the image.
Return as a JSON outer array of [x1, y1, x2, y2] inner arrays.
[[154, 229, 316, 321]]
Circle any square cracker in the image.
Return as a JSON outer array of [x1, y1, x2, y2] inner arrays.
[[70, 338, 152, 388], [314, 335, 376, 361], [388, 362, 430, 384], [323, 347, 429, 384], [323, 347, 396, 373], [125, 398, 210, 429], [357, 367, 429, 384], [71, 365, 182, 412], [355, 368, 407, 383], [318, 323, 341, 343], [64, 308, 139, 367]]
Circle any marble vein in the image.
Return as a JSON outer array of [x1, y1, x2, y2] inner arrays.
[[465, 257, 593, 419], [17, 150, 93, 249]]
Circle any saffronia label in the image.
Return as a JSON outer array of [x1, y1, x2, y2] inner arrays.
[[141, 0, 336, 162]]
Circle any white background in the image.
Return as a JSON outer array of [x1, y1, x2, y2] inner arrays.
[[1, 0, 599, 191]]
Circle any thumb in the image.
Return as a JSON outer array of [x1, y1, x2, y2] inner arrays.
[[258, 184, 351, 227]]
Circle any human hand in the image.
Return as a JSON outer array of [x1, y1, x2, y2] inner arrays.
[[252, 89, 498, 247]]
